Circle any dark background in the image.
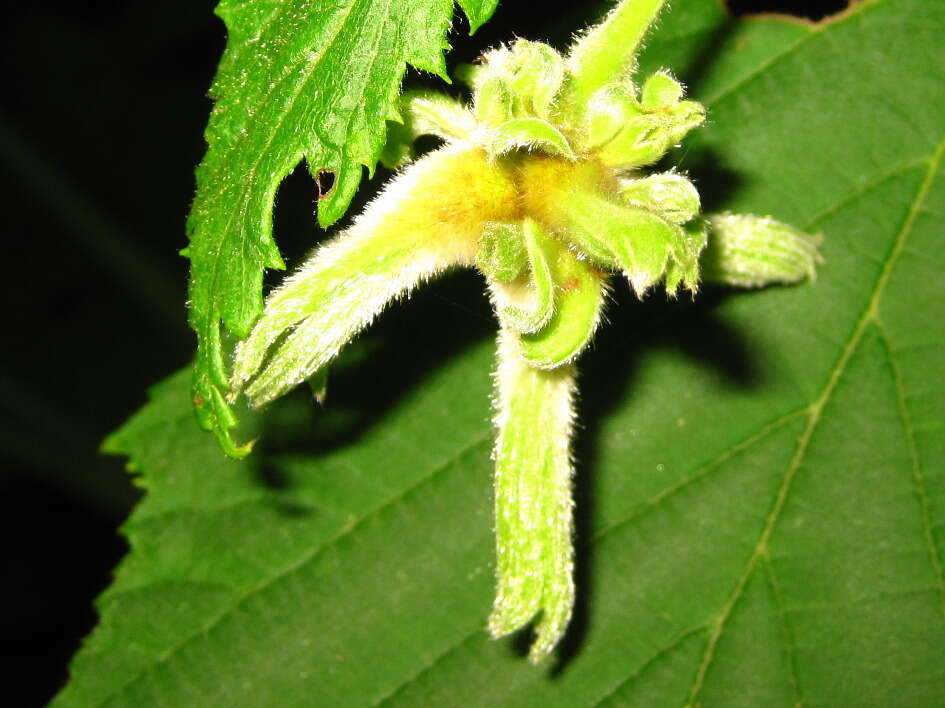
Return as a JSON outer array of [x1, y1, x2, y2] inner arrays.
[[0, 0, 847, 704]]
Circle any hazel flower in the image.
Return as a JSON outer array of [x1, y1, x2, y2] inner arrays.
[[229, 0, 821, 662]]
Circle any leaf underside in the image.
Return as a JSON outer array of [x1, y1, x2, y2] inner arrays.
[[59, 0, 945, 706], [186, 0, 499, 453]]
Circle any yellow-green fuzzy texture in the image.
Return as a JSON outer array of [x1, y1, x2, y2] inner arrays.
[[231, 145, 519, 405]]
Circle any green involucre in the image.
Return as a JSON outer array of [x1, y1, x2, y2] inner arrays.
[[191, 0, 821, 664]]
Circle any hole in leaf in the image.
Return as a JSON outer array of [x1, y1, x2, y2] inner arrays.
[[269, 162, 320, 272], [315, 169, 335, 200]]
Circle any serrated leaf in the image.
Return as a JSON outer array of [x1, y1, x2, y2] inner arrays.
[[186, 0, 499, 455], [60, 0, 945, 705], [459, 0, 500, 34]]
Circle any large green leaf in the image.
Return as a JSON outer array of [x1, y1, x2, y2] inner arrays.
[[59, 0, 945, 705], [186, 0, 499, 455]]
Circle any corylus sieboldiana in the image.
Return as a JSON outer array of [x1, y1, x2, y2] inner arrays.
[[225, 0, 822, 662]]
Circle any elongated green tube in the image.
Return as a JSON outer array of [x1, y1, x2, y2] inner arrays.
[[231, 144, 519, 406], [565, 0, 669, 109], [489, 329, 577, 663], [701, 213, 823, 288]]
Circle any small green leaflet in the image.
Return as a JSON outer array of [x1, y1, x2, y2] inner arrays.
[[185, 0, 500, 456]]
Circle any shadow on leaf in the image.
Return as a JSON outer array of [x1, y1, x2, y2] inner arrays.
[[253, 269, 495, 491], [553, 283, 764, 674]]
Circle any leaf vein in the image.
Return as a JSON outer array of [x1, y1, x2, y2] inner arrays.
[[875, 321, 945, 618], [591, 625, 710, 708], [703, 0, 879, 107], [371, 629, 483, 707], [97, 431, 493, 707], [762, 553, 803, 707], [803, 159, 928, 230], [592, 408, 806, 542]]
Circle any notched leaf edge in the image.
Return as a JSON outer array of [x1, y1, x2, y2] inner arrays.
[[188, 1, 501, 457]]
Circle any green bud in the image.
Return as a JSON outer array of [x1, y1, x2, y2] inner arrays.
[[665, 99, 706, 144], [597, 113, 670, 168], [596, 93, 705, 168], [592, 72, 705, 168], [617, 172, 701, 223], [639, 71, 704, 145], [582, 84, 642, 151], [476, 222, 528, 283], [640, 70, 683, 110], [701, 213, 823, 288], [605, 207, 688, 296], [552, 188, 701, 296], [505, 40, 565, 119]]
